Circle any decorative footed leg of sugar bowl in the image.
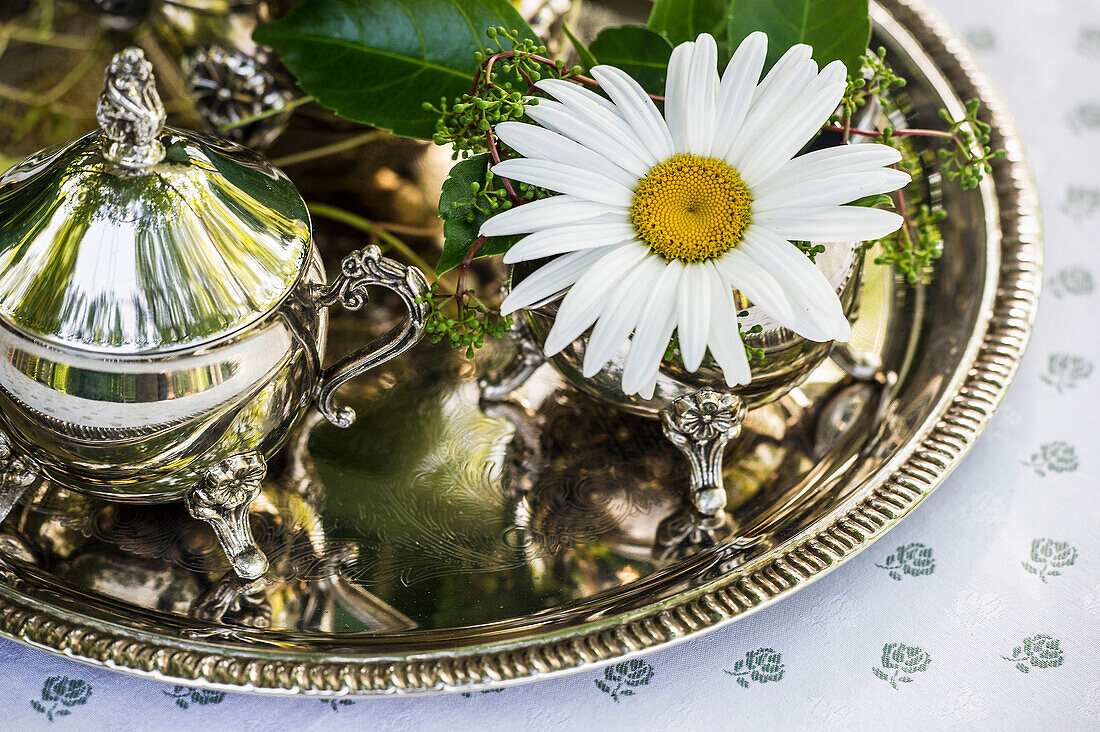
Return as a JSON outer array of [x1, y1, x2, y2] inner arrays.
[[660, 389, 748, 517], [0, 432, 39, 524], [186, 452, 270, 581], [480, 316, 546, 402]]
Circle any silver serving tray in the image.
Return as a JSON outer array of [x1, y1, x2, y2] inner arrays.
[[0, 0, 1040, 696]]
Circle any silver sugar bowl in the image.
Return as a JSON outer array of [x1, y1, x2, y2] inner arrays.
[[0, 48, 429, 581]]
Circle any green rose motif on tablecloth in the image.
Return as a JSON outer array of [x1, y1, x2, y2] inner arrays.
[[723, 648, 785, 688], [873, 643, 931, 689], [1061, 187, 1100, 221], [1049, 267, 1094, 299], [595, 659, 655, 702], [320, 699, 355, 711], [1022, 538, 1078, 583], [1079, 28, 1100, 57], [1003, 634, 1064, 673], [1023, 441, 1079, 476], [1041, 354, 1093, 392], [163, 686, 226, 709], [1068, 104, 1100, 133], [875, 543, 935, 581], [963, 28, 996, 52], [31, 676, 92, 722]]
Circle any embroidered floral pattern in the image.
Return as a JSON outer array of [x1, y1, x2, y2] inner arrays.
[[595, 659, 654, 702], [1049, 267, 1094, 298], [1041, 354, 1093, 392], [1023, 441, 1079, 476], [320, 699, 355, 711], [1068, 103, 1100, 133], [1061, 187, 1100, 220], [876, 543, 936, 581], [1078, 28, 1100, 57], [31, 676, 92, 722], [1022, 539, 1078, 583], [964, 28, 996, 51], [724, 648, 785, 688], [873, 643, 931, 689], [163, 686, 226, 709], [1003, 635, 1064, 673]]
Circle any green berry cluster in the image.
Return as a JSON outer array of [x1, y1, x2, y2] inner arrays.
[[425, 27, 580, 159], [792, 240, 827, 263], [420, 282, 513, 358], [835, 47, 908, 123], [873, 203, 947, 284], [663, 317, 765, 366], [934, 99, 1006, 190], [458, 171, 549, 225]]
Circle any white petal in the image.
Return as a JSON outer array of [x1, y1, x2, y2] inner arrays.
[[637, 372, 660, 400], [500, 246, 614, 315], [543, 243, 651, 355], [724, 48, 817, 165], [582, 255, 665, 377], [740, 226, 850, 341], [676, 263, 712, 371], [752, 144, 903, 196], [751, 44, 813, 106], [502, 221, 637, 263], [480, 195, 624, 237], [524, 101, 651, 178], [753, 168, 910, 210], [709, 31, 767, 157], [737, 73, 847, 183], [535, 77, 618, 115], [712, 249, 797, 328], [664, 41, 695, 154], [590, 65, 674, 160], [706, 264, 752, 386], [684, 33, 720, 155], [753, 206, 904, 242], [494, 121, 638, 188], [621, 260, 684, 394], [491, 158, 634, 207], [534, 80, 657, 166]]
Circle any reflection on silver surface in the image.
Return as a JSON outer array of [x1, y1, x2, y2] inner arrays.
[[0, 0, 1041, 697], [510, 101, 883, 419], [0, 51, 431, 584]]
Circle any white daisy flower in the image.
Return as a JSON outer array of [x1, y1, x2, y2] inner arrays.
[[483, 32, 909, 398]]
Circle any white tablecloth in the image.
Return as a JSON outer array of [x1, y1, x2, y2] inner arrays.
[[1, 0, 1097, 728]]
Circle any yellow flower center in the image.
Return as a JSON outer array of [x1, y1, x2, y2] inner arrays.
[[629, 153, 753, 263]]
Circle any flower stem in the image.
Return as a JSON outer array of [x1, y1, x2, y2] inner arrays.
[[270, 129, 386, 167], [7, 27, 94, 50], [219, 95, 313, 132], [307, 202, 436, 280]]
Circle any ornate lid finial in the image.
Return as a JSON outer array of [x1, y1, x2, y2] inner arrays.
[[96, 47, 166, 170]]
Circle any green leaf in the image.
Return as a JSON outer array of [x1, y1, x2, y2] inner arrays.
[[727, 0, 871, 75], [589, 26, 674, 96], [254, 0, 538, 139], [872, 667, 889, 681], [648, 0, 730, 46], [437, 154, 515, 274], [563, 24, 598, 70]]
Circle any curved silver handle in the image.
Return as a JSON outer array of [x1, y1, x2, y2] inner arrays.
[[313, 246, 430, 428]]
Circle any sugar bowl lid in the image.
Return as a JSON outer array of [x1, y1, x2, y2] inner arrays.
[[0, 47, 310, 355]]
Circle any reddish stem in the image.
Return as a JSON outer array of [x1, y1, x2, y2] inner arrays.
[[455, 235, 486, 309], [821, 124, 959, 144], [485, 127, 520, 203]]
